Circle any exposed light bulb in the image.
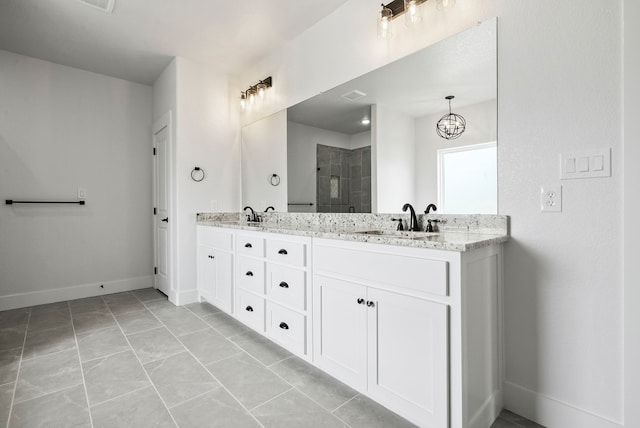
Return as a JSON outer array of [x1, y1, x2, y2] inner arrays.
[[240, 92, 246, 111], [257, 82, 267, 99], [436, 0, 456, 10], [378, 5, 393, 39], [405, 0, 422, 26]]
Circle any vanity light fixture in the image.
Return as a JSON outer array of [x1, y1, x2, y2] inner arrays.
[[240, 77, 272, 111], [377, 0, 427, 38], [436, 0, 455, 10], [436, 95, 466, 140]]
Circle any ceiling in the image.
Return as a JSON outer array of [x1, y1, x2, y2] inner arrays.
[[287, 19, 497, 135], [0, 0, 350, 85]]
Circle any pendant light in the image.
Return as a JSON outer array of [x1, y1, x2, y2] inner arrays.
[[404, 0, 422, 26], [436, 95, 466, 140], [378, 4, 393, 39]]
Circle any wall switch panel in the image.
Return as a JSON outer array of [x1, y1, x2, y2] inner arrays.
[[541, 185, 562, 212], [210, 200, 218, 211], [560, 148, 611, 179], [77, 187, 86, 199]]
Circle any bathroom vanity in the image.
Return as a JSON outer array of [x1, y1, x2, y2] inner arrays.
[[196, 213, 508, 428]]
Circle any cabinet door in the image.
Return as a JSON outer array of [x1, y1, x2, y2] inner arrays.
[[367, 288, 449, 428], [197, 245, 233, 313], [313, 275, 367, 390]]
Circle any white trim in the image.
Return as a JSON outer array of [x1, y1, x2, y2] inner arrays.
[[0, 276, 154, 311], [171, 288, 199, 306], [503, 381, 623, 428]]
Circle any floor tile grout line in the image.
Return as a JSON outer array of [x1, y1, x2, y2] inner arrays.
[[139, 300, 267, 428], [80, 348, 132, 364], [331, 393, 360, 414], [174, 326, 211, 338], [11, 382, 85, 405], [247, 386, 295, 412], [68, 300, 95, 428], [166, 384, 223, 410], [20, 343, 78, 363], [6, 307, 30, 428], [88, 384, 151, 409], [103, 304, 180, 428]]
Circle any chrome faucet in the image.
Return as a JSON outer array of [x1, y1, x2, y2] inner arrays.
[[402, 203, 420, 232], [243, 206, 257, 222], [425, 203, 437, 214]]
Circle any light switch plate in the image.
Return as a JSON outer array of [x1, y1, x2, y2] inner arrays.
[[77, 187, 86, 199], [560, 148, 611, 179], [541, 185, 562, 212]]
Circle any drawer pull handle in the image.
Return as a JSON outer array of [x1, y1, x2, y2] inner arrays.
[[357, 298, 365, 305], [279, 322, 289, 330], [245, 306, 254, 312], [244, 243, 252, 248], [278, 249, 288, 255], [279, 281, 289, 289], [366, 301, 375, 307], [246, 271, 254, 277]]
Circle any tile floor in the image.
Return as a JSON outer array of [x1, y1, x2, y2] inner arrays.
[[0, 289, 543, 428]]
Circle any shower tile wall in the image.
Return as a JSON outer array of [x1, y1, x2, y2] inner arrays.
[[317, 144, 371, 213]]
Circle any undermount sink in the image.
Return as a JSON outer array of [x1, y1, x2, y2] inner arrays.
[[353, 230, 439, 239]]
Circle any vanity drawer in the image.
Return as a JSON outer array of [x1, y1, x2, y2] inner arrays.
[[236, 290, 265, 332], [198, 227, 233, 251], [237, 234, 265, 258], [314, 243, 449, 297], [266, 264, 306, 311], [266, 302, 306, 355], [266, 239, 307, 267], [237, 257, 265, 294]]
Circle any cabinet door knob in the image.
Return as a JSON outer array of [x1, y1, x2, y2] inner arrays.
[[366, 301, 375, 307], [357, 298, 365, 305], [244, 243, 252, 248], [245, 306, 254, 312], [208, 255, 214, 259], [279, 322, 289, 330], [278, 249, 288, 255], [279, 281, 289, 289], [246, 271, 254, 277], [161, 217, 168, 223]]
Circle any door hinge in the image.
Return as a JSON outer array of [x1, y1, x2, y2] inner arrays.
[[153, 207, 157, 215], [153, 147, 156, 155], [154, 267, 157, 275]]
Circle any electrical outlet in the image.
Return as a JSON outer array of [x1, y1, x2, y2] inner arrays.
[[78, 187, 86, 199], [541, 185, 562, 212]]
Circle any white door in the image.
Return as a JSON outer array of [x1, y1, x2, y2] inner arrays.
[[312, 275, 368, 390], [367, 288, 449, 427], [153, 125, 170, 295]]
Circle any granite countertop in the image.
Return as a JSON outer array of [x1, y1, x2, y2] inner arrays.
[[196, 214, 509, 252]]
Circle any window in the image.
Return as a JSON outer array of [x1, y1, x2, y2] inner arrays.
[[437, 142, 497, 214]]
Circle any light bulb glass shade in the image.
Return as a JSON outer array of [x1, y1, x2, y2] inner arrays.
[[436, 113, 466, 140], [240, 92, 247, 111], [436, 0, 456, 10], [257, 82, 267, 98], [404, 0, 422, 26], [378, 5, 393, 39], [247, 88, 256, 105]]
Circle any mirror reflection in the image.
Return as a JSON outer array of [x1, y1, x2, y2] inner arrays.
[[285, 18, 497, 214]]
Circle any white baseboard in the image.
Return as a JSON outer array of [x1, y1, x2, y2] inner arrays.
[[170, 288, 199, 306], [503, 381, 623, 428], [0, 276, 154, 311], [469, 389, 503, 428]]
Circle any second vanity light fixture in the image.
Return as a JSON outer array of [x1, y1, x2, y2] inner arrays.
[[378, 0, 455, 39], [240, 76, 272, 111]]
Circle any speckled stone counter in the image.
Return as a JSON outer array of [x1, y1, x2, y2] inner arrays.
[[196, 212, 509, 252]]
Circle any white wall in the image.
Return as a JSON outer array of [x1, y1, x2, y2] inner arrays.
[[415, 99, 497, 210], [237, 0, 625, 426], [350, 130, 371, 149], [242, 110, 288, 213], [374, 104, 415, 213], [0, 49, 153, 309], [623, 1, 640, 427]]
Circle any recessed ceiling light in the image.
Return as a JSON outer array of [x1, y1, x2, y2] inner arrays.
[[77, 0, 116, 13], [361, 118, 371, 125]]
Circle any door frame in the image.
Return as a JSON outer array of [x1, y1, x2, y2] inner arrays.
[[152, 111, 175, 298]]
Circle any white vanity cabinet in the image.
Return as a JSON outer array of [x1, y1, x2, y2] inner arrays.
[[313, 237, 502, 428], [234, 230, 312, 359], [196, 226, 234, 313]]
